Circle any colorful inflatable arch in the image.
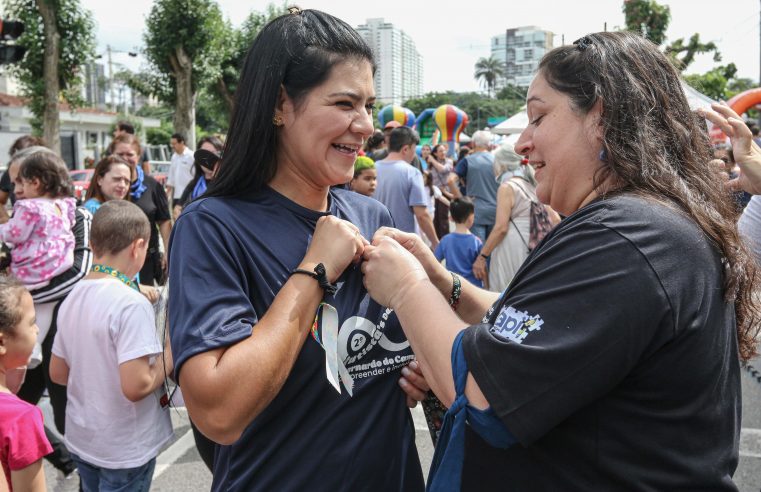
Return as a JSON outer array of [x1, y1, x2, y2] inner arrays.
[[413, 108, 438, 146]]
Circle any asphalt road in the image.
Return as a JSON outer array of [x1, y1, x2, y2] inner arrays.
[[42, 363, 761, 491]]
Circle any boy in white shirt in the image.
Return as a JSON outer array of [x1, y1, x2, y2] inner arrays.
[[50, 200, 173, 492]]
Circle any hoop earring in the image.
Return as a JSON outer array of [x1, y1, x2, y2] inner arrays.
[[273, 115, 284, 127]]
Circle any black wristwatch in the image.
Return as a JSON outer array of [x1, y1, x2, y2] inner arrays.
[[479, 253, 490, 260]]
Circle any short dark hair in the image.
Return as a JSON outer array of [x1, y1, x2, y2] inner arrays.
[[18, 151, 73, 198], [108, 133, 142, 158], [0, 275, 27, 334], [86, 155, 133, 202], [364, 131, 385, 152], [90, 201, 150, 256], [116, 121, 135, 134], [9, 135, 46, 158], [449, 197, 475, 224], [171, 133, 185, 144], [388, 127, 419, 152], [207, 9, 375, 198]]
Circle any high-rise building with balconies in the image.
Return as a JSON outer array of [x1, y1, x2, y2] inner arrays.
[[491, 26, 553, 89], [356, 18, 423, 105]]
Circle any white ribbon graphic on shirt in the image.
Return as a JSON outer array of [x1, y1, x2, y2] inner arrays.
[[318, 304, 354, 397]]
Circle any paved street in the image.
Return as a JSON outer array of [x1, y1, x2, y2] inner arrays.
[[42, 362, 761, 490]]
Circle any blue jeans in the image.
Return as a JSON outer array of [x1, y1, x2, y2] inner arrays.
[[70, 453, 155, 492], [471, 223, 493, 244]]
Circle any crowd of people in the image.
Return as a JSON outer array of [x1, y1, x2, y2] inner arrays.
[[2, 7, 761, 492]]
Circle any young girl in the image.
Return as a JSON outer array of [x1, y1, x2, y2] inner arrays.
[[0, 152, 76, 369], [0, 275, 52, 492], [0, 151, 76, 291]]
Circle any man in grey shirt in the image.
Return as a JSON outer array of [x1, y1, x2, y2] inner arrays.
[[455, 130, 498, 242], [374, 127, 439, 249]]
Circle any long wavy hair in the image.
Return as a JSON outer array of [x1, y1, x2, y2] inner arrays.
[[539, 31, 760, 360], [206, 9, 375, 198]]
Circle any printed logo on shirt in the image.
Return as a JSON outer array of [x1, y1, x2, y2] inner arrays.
[[490, 305, 544, 344], [337, 308, 414, 380]]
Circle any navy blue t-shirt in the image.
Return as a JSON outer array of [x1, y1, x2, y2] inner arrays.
[[169, 186, 424, 492]]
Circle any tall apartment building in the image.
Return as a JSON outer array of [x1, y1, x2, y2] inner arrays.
[[356, 18, 423, 105], [491, 26, 553, 88]]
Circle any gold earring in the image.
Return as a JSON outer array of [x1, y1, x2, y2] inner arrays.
[[273, 115, 284, 127]]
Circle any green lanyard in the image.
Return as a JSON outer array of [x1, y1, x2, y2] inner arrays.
[[91, 264, 140, 292]]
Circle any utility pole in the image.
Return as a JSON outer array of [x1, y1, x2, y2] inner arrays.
[[107, 44, 115, 112]]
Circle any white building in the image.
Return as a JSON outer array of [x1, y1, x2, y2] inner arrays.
[[356, 18, 423, 105], [0, 70, 159, 170], [491, 26, 553, 88]]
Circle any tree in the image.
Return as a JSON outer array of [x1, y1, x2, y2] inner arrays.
[[623, 0, 670, 46], [665, 34, 721, 71], [623, 0, 720, 72], [403, 91, 521, 133], [142, 0, 226, 148], [5, 0, 95, 153], [496, 84, 527, 103], [211, 4, 288, 117], [683, 64, 737, 101], [474, 56, 504, 98]]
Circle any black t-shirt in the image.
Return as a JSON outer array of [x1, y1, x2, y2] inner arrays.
[[168, 187, 424, 491], [132, 175, 170, 253], [461, 194, 740, 491]]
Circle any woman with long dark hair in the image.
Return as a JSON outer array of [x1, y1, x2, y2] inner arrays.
[[362, 31, 760, 490], [168, 9, 424, 491], [172, 135, 223, 217]]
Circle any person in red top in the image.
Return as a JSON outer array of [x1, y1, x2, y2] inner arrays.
[[0, 275, 51, 491]]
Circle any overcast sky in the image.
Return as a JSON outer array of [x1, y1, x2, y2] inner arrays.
[[78, 0, 759, 96]]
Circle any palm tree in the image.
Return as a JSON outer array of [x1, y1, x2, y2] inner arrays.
[[474, 56, 505, 97]]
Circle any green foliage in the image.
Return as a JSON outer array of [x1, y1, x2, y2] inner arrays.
[[5, 0, 96, 131], [403, 91, 524, 133], [146, 119, 174, 146], [141, 0, 227, 104], [135, 103, 174, 120], [110, 113, 143, 134], [727, 77, 757, 98], [683, 64, 739, 101], [195, 85, 229, 134], [666, 33, 721, 70], [623, 0, 670, 46], [623, 0, 721, 73], [474, 56, 504, 97], [496, 84, 527, 102], [205, 3, 288, 126]]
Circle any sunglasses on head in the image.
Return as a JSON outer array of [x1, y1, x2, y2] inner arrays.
[[194, 149, 221, 171]]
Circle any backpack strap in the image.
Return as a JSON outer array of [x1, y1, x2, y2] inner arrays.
[[508, 178, 532, 252]]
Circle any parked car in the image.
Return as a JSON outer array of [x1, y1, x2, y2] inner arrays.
[[69, 169, 94, 202]]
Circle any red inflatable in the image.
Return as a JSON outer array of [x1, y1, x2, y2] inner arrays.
[[728, 88, 761, 116], [711, 88, 761, 144]]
